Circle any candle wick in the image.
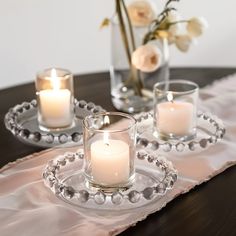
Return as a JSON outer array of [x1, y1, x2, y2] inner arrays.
[[105, 143, 109, 146]]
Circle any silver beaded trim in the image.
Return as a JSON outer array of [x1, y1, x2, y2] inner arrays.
[[136, 112, 226, 152], [43, 151, 177, 205], [4, 99, 105, 146]]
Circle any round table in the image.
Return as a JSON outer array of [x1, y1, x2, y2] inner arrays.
[[0, 68, 236, 236]]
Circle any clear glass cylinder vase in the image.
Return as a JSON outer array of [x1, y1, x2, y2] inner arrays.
[[83, 112, 136, 191], [153, 80, 199, 141], [110, 22, 169, 113], [35, 68, 74, 131]]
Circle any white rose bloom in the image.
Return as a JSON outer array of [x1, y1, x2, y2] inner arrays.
[[167, 31, 176, 45], [163, 11, 183, 44], [131, 44, 162, 72], [166, 11, 181, 22], [175, 35, 192, 52], [127, 0, 156, 27], [187, 17, 208, 37], [166, 11, 182, 35]]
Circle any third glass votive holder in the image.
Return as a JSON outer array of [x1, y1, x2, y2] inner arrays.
[[153, 80, 199, 141], [35, 68, 74, 131], [83, 112, 136, 191]]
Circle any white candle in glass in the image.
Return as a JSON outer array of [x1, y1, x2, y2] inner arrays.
[[38, 69, 72, 128], [157, 93, 194, 136], [90, 132, 130, 185]]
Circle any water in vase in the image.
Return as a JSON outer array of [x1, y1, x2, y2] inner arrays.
[[110, 63, 169, 113]]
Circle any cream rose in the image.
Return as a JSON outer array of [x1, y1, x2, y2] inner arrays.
[[131, 44, 162, 72], [175, 35, 192, 52], [127, 0, 156, 27], [160, 11, 183, 45], [166, 11, 182, 35], [187, 17, 208, 37], [167, 31, 176, 45]]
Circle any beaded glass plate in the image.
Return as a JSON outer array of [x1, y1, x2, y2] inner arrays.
[[4, 99, 105, 148], [43, 150, 177, 211], [135, 111, 226, 153]]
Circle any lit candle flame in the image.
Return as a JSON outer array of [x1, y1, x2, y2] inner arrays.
[[104, 115, 110, 125], [167, 92, 173, 103], [51, 68, 60, 90]]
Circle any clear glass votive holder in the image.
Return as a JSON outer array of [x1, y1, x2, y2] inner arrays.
[[35, 68, 74, 131], [83, 112, 137, 191], [153, 80, 199, 141]]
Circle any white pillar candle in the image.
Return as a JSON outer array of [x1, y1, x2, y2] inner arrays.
[[39, 89, 71, 128], [38, 69, 72, 128], [157, 101, 194, 136], [90, 137, 130, 185]]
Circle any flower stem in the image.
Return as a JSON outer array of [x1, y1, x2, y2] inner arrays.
[[121, 0, 136, 51], [120, 0, 143, 95], [142, 0, 182, 45], [116, 0, 142, 96], [116, 0, 131, 64], [168, 20, 189, 26]]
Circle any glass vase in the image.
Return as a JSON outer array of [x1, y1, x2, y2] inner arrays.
[[110, 22, 169, 113]]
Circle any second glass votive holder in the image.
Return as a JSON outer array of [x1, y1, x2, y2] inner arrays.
[[153, 80, 199, 141], [83, 112, 136, 191], [35, 68, 74, 131]]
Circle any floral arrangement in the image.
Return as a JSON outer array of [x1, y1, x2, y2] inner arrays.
[[102, 0, 208, 71], [102, 0, 208, 97]]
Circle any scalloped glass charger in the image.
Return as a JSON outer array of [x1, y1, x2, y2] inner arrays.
[[4, 99, 106, 148], [43, 150, 177, 212]]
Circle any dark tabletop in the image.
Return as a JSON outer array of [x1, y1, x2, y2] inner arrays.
[[0, 68, 236, 236]]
